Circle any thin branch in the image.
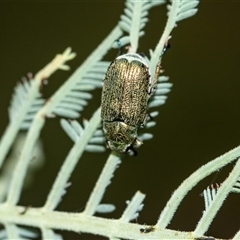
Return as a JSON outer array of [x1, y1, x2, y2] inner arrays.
[[120, 191, 145, 222], [129, 1, 143, 53], [43, 108, 101, 211], [194, 158, 240, 235], [6, 49, 75, 206], [44, 26, 122, 117], [0, 48, 71, 169], [0, 204, 212, 240], [5, 223, 20, 239], [157, 145, 240, 229], [83, 154, 121, 216]]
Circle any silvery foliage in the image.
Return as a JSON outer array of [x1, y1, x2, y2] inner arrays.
[[1, 0, 239, 239]]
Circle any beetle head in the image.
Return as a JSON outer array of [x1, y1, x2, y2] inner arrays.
[[103, 121, 142, 155]]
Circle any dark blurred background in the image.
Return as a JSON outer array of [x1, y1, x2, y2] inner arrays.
[[0, 1, 239, 239]]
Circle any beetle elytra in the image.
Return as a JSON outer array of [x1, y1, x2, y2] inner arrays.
[[101, 53, 161, 155]]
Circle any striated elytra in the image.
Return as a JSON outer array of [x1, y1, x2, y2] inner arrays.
[[101, 53, 159, 155]]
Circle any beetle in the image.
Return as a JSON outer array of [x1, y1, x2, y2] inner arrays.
[[101, 52, 162, 155]]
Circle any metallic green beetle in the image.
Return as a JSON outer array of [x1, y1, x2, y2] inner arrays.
[[101, 53, 160, 155]]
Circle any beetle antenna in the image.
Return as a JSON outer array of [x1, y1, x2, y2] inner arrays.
[[116, 39, 124, 56]]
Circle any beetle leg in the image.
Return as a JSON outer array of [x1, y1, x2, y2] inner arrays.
[[150, 41, 170, 95], [105, 140, 110, 149], [127, 138, 142, 156], [150, 62, 161, 95], [116, 39, 124, 56], [133, 138, 143, 148], [160, 42, 170, 58], [147, 113, 153, 122], [140, 114, 149, 128], [127, 147, 137, 156], [138, 52, 147, 58]]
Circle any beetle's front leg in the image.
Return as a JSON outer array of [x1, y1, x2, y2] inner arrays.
[[149, 62, 162, 96]]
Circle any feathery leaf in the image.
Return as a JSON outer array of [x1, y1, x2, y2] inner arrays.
[[117, 0, 166, 52], [8, 79, 44, 130], [0, 225, 38, 240], [149, 76, 172, 108], [202, 186, 218, 211], [60, 118, 105, 153], [52, 61, 109, 119], [96, 204, 116, 214], [167, 0, 199, 22], [232, 180, 240, 193], [150, 0, 199, 78], [120, 191, 145, 222]]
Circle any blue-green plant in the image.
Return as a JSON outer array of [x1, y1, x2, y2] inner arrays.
[[0, 0, 239, 239]]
